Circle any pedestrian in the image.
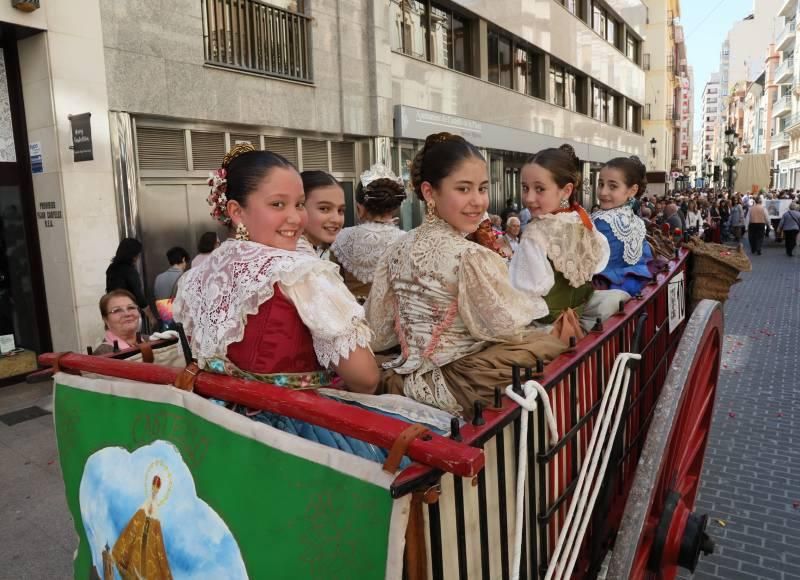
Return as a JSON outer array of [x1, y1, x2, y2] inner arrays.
[[93, 289, 149, 355], [192, 231, 219, 268], [685, 201, 703, 234], [105, 238, 157, 329], [777, 203, 800, 256], [747, 197, 769, 255], [729, 198, 745, 243], [153, 246, 190, 301]]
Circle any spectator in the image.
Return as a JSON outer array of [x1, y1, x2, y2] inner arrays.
[[663, 203, 684, 232], [519, 206, 531, 230], [729, 198, 745, 242], [500, 196, 520, 225], [685, 201, 703, 234], [153, 246, 190, 301], [747, 197, 769, 255], [777, 203, 800, 256], [500, 216, 521, 257], [105, 238, 157, 329], [94, 289, 147, 355], [193, 231, 219, 268]]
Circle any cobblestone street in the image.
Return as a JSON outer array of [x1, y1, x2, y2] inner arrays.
[[688, 238, 800, 580]]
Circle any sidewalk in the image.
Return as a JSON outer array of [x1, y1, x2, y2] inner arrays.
[[0, 381, 75, 579]]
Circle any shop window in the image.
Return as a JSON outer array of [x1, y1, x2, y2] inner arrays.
[[488, 30, 513, 88]]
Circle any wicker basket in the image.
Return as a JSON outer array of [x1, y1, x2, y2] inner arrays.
[[685, 237, 751, 305]]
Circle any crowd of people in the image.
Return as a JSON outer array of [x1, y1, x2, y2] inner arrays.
[[91, 133, 798, 463]]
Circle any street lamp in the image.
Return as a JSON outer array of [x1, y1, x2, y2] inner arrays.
[[650, 137, 657, 159], [724, 126, 737, 195]]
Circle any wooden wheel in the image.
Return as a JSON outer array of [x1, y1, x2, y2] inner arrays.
[[607, 300, 723, 579]]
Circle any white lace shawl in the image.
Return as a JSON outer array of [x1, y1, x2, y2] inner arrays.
[[330, 222, 407, 283], [173, 239, 371, 369], [591, 205, 646, 265], [509, 212, 610, 296]]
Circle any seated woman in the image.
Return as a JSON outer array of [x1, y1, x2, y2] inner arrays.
[[94, 290, 148, 354], [297, 170, 346, 259], [591, 156, 654, 299], [366, 133, 565, 418], [175, 145, 392, 461], [330, 164, 406, 302], [509, 145, 610, 334]]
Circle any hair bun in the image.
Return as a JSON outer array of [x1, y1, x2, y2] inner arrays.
[[558, 144, 581, 171], [425, 132, 458, 147], [222, 143, 257, 168]]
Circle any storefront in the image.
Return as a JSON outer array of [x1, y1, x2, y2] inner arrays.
[[0, 24, 50, 382]]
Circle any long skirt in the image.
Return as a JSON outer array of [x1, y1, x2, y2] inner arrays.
[[380, 332, 567, 420]]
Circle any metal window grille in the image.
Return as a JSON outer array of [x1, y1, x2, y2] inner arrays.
[[202, 0, 312, 83], [136, 127, 188, 171], [191, 130, 227, 170]]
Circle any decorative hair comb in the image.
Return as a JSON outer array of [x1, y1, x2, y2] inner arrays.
[[360, 163, 404, 188], [222, 143, 256, 168]]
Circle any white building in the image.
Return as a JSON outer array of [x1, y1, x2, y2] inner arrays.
[[775, 0, 800, 189], [698, 73, 721, 184], [0, 0, 648, 370]]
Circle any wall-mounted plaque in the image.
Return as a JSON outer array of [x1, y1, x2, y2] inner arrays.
[[69, 113, 93, 162]]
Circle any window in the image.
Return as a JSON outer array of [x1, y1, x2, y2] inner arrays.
[[391, 0, 428, 60], [593, 3, 607, 36], [515, 46, 543, 98], [429, 3, 469, 72], [550, 63, 566, 107], [626, 102, 641, 133], [593, 83, 610, 122], [626, 32, 640, 63], [202, 0, 313, 82], [488, 30, 513, 88]]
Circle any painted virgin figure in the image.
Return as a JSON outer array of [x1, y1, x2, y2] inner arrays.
[[111, 475, 172, 580]]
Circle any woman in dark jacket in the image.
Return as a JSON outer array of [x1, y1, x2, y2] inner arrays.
[[105, 238, 157, 329]]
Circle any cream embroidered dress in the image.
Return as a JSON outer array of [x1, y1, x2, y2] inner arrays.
[[330, 222, 406, 301], [509, 211, 610, 323], [366, 216, 566, 418]]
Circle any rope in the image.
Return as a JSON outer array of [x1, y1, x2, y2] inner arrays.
[[545, 352, 641, 580], [505, 380, 559, 580]]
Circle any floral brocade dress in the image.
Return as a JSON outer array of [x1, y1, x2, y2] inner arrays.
[[366, 216, 566, 419], [174, 239, 438, 463], [330, 222, 406, 303]]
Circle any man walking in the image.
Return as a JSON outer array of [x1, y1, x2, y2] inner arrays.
[[747, 197, 769, 255], [777, 203, 800, 257]]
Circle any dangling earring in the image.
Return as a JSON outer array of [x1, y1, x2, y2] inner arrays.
[[235, 222, 250, 241], [425, 200, 437, 223], [559, 197, 570, 209]]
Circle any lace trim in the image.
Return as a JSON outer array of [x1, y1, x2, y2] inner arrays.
[[314, 321, 372, 368], [525, 212, 607, 288], [402, 368, 463, 416], [173, 240, 339, 366], [330, 222, 405, 283], [592, 206, 646, 265]]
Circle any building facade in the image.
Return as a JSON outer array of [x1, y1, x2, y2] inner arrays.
[[775, 0, 800, 189], [641, 0, 684, 195], [0, 0, 647, 365], [698, 73, 720, 185]]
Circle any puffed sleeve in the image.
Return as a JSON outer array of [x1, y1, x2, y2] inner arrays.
[[509, 236, 556, 297], [364, 252, 400, 351], [458, 247, 549, 341], [592, 228, 611, 273], [279, 267, 373, 368]]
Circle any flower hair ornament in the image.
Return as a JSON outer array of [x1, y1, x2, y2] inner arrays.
[[207, 143, 257, 225]]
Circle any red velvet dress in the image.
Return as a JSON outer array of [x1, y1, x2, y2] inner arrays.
[[227, 286, 321, 375]]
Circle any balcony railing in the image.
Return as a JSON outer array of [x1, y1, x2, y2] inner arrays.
[[771, 133, 790, 149], [202, 0, 313, 83], [776, 57, 794, 83], [777, 20, 797, 50], [773, 94, 792, 116]]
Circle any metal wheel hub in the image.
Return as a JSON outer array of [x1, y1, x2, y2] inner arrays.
[[648, 489, 714, 573]]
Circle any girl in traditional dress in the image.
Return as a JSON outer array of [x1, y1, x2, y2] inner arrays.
[[366, 133, 565, 419], [174, 145, 391, 461], [592, 156, 654, 299], [509, 145, 610, 336], [330, 164, 406, 302], [298, 170, 346, 259]]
